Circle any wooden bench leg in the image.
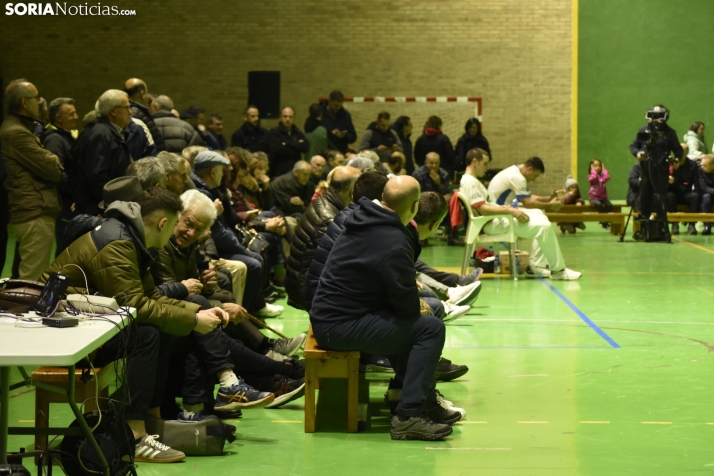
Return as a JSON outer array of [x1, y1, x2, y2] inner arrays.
[[35, 388, 49, 453], [346, 358, 359, 433], [304, 360, 317, 433]]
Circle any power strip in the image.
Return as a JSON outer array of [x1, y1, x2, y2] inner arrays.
[[65, 294, 119, 314]]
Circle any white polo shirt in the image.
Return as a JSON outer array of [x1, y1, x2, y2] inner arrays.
[[487, 165, 531, 205], [459, 173, 491, 211]]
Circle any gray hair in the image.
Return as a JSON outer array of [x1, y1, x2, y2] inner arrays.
[[156, 151, 181, 175], [293, 160, 311, 172], [357, 150, 380, 164], [126, 157, 167, 189], [180, 189, 217, 227], [48, 97, 74, 124], [182, 146, 207, 168], [5, 79, 32, 114], [346, 156, 375, 172], [155, 95, 174, 111], [96, 89, 128, 117]]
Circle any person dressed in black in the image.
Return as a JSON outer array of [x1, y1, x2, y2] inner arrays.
[[266, 107, 309, 177], [391, 116, 415, 175], [455, 118, 490, 172], [699, 154, 714, 235], [414, 115, 455, 176], [358, 111, 403, 162], [319, 90, 357, 153], [666, 153, 700, 235], [230, 105, 269, 153], [629, 105, 684, 240], [310, 176, 459, 441]]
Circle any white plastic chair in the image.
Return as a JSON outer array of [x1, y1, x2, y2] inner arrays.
[[456, 192, 519, 279]]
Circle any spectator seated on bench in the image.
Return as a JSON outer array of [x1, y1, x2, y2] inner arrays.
[[667, 154, 700, 235]]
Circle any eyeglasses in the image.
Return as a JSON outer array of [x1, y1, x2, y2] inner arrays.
[[24, 94, 40, 101]]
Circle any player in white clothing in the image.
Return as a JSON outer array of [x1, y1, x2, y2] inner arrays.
[[460, 149, 581, 280]]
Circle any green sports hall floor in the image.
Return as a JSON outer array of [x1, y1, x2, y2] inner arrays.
[[4, 223, 714, 476]]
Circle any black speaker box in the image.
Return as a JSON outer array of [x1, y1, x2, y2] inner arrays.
[[248, 71, 280, 119]]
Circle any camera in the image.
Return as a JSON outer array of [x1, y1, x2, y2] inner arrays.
[[645, 105, 669, 122]]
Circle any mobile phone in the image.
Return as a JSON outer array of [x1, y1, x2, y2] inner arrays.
[[34, 273, 70, 316]]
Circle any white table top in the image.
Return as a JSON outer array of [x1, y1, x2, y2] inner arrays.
[[0, 309, 134, 367]]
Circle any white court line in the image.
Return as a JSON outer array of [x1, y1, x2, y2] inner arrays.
[[694, 286, 714, 297], [459, 318, 714, 325], [425, 447, 511, 451]]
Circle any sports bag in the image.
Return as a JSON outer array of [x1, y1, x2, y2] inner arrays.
[[145, 415, 236, 456]]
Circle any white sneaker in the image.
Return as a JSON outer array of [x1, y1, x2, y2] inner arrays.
[[134, 434, 185, 463], [551, 268, 582, 280], [442, 302, 470, 323], [525, 265, 551, 278], [265, 350, 290, 362], [270, 333, 306, 356], [435, 389, 466, 419], [257, 302, 284, 318], [446, 281, 482, 306]]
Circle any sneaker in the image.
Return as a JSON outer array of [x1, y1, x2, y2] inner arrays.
[[390, 415, 453, 441], [265, 376, 305, 408], [435, 357, 469, 382], [435, 389, 466, 419], [134, 434, 185, 463], [257, 303, 283, 318], [442, 302, 471, 323], [426, 401, 462, 425], [551, 268, 582, 281], [360, 354, 394, 372], [457, 268, 484, 286], [177, 410, 237, 434], [688, 223, 698, 235], [282, 358, 305, 379], [704, 225, 712, 236], [214, 379, 275, 410], [525, 265, 550, 278], [265, 349, 290, 362], [446, 281, 482, 306], [575, 222, 586, 230], [270, 333, 306, 356]]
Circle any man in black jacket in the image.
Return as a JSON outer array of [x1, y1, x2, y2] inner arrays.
[[72, 89, 133, 216], [320, 90, 357, 154], [666, 154, 700, 235], [266, 107, 309, 176], [230, 106, 268, 152], [284, 166, 360, 310], [311, 176, 457, 441], [358, 111, 403, 162], [151, 95, 204, 153], [124, 78, 166, 152], [39, 97, 78, 255], [414, 116, 455, 174], [699, 155, 714, 235], [271, 161, 313, 217]]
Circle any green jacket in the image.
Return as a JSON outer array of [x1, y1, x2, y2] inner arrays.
[[0, 114, 62, 223], [42, 201, 199, 336], [304, 125, 335, 160]]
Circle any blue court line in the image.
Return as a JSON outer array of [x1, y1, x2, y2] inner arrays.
[[539, 278, 621, 349], [445, 346, 610, 350]]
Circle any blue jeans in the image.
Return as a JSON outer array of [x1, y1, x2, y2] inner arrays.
[[313, 312, 445, 417]]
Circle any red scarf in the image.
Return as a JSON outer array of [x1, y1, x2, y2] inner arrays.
[[424, 127, 442, 137]]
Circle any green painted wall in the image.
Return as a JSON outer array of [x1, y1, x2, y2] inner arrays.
[[578, 1, 714, 199]]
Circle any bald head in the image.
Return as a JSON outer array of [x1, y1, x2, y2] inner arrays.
[[310, 155, 326, 177], [329, 166, 361, 205], [382, 176, 421, 225], [124, 78, 148, 104]]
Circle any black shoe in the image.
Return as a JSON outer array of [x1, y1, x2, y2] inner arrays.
[[425, 401, 462, 425], [688, 224, 697, 235], [447, 229, 464, 246], [671, 223, 680, 235], [704, 225, 712, 236], [265, 376, 305, 409], [360, 354, 394, 372], [281, 358, 305, 379], [435, 357, 469, 382], [390, 415, 453, 441], [633, 231, 644, 241], [215, 379, 275, 410]]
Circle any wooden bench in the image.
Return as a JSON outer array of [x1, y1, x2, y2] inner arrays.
[[558, 204, 626, 214], [631, 205, 714, 233], [546, 212, 628, 235], [304, 325, 360, 433], [31, 363, 119, 452]]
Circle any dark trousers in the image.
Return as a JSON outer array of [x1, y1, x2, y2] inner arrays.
[[313, 312, 445, 417], [590, 199, 612, 213], [223, 320, 267, 352], [639, 161, 668, 218], [172, 295, 235, 405], [94, 326, 173, 420], [419, 289, 445, 319], [702, 193, 714, 226], [666, 191, 700, 216], [223, 334, 281, 392], [222, 249, 265, 313], [415, 258, 459, 287]]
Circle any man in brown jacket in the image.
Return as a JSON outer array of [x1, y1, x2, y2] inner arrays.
[[0, 79, 62, 279]]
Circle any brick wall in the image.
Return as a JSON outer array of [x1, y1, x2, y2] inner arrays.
[[0, 0, 572, 194]]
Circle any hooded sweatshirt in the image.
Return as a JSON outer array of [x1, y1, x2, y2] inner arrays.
[[310, 197, 420, 326], [683, 130, 708, 162]]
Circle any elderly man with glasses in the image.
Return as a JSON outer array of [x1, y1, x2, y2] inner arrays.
[[72, 89, 134, 216], [0, 79, 62, 280]]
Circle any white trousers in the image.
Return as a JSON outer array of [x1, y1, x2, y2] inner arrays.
[[483, 208, 565, 271]]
